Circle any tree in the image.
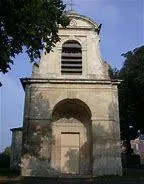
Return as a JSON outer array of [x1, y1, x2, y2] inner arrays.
[[109, 46, 144, 139], [118, 46, 144, 140], [108, 66, 119, 79], [109, 46, 144, 166], [0, 0, 69, 73], [0, 147, 11, 168]]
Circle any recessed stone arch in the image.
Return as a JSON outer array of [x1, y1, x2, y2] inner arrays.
[[51, 98, 92, 175], [59, 36, 83, 48], [52, 98, 92, 121]]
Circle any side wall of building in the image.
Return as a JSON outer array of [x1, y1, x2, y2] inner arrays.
[[10, 129, 22, 170]]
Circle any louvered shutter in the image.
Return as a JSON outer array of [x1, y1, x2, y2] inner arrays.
[[61, 41, 82, 75]]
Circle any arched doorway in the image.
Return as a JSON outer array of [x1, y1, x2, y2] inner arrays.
[[51, 99, 92, 175]]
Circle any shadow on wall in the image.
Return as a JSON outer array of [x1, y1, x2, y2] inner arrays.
[[58, 118, 122, 176], [91, 96, 122, 176], [22, 96, 93, 176], [61, 141, 92, 175], [22, 89, 58, 176], [92, 124, 122, 175], [62, 148, 79, 174], [52, 99, 92, 175], [21, 88, 122, 176]]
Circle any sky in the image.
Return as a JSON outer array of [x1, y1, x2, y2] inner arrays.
[[0, 0, 143, 152]]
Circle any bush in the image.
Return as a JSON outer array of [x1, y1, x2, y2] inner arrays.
[[0, 153, 10, 168]]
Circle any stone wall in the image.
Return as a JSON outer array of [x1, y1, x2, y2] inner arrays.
[[21, 11, 122, 177], [10, 128, 22, 170], [32, 13, 108, 80], [21, 79, 122, 176]]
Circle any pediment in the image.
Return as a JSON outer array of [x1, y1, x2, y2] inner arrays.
[[63, 12, 99, 30], [69, 18, 93, 28]]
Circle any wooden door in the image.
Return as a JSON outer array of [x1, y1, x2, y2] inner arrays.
[[61, 133, 80, 174]]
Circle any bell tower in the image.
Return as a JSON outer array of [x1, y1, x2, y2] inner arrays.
[[32, 11, 109, 80], [21, 12, 122, 177]]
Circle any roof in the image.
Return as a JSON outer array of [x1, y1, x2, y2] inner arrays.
[[10, 127, 23, 131]]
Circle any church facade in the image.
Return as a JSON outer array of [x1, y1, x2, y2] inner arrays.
[[21, 12, 122, 176]]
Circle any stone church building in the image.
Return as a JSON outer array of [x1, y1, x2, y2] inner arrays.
[[20, 11, 122, 176]]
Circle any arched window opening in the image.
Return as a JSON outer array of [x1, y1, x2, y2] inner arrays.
[[61, 40, 82, 75]]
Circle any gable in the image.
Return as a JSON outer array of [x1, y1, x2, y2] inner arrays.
[[69, 18, 93, 28], [66, 13, 99, 30]]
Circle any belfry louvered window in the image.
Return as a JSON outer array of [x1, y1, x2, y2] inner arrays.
[[61, 40, 82, 75]]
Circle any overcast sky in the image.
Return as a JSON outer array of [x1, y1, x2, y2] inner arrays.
[[0, 0, 143, 151]]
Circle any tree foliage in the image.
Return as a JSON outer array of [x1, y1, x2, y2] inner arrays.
[[0, 0, 69, 73], [0, 147, 11, 168], [109, 46, 144, 139], [118, 46, 144, 139], [108, 66, 119, 79]]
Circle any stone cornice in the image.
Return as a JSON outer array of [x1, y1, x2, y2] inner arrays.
[[20, 78, 122, 90], [10, 127, 23, 131]]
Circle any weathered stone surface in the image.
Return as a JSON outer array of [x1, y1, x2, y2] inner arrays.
[[21, 11, 122, 177], [10, 127, 22, 170], [32, 12, 107, 80], [21, 81, 122, 176]]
